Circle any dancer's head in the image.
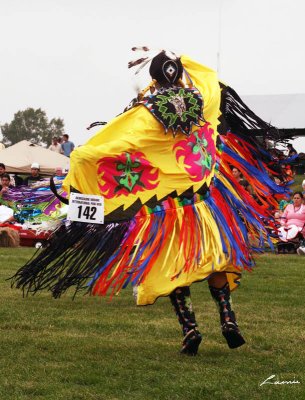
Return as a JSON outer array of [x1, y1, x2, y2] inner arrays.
[[149, 51, 183, 86]]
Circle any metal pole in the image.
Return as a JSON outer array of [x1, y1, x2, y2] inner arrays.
[[217, 0, 224, 76]]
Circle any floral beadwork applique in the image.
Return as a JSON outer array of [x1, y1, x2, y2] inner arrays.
[[97, 151, 159, 198], [174, 123, 216, 182]]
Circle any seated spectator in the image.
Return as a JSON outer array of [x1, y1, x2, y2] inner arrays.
[[61, 134, 75, 157], [287, 143, 298, 157], [285, 164, 294, 178], [14, 175, 23, 186], [53, 167, 67, 187], [0, 173, 13, 196], [0, 163, 23, 186], [24, 163, 43, 186], [273, 175, 285, 186], [302, 179, 305, 201], [278, 192, 305, 242], [0, 163, 6, 179], [280, 164, 293, 182], [49, 137, 62, 153], [273, 174, 291, 223], [54, 167, 66, 177], [231, 167, 253, 195]]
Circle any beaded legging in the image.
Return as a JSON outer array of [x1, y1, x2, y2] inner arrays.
[[169, 286, 198, 336]]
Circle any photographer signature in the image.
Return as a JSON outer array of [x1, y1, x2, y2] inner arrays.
[[260, 375, 301, 386]]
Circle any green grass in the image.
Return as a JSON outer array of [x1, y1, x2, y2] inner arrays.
[[291, 173, 304, 191], [0, 249, 304, 400]]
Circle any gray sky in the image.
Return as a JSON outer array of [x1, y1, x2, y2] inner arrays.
[[1, 0, 305, 151]]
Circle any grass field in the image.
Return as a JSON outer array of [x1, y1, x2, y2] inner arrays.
[[0, 248, 304, 399], [291, 173, 304, 191]]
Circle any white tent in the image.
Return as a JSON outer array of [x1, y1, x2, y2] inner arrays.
[[0, 140, 70, 175]]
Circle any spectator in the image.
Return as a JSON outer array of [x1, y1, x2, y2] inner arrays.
[[54, 167, 66, 177], [0, 173, 13, 196], [280, 164, 293, 182], [0, 163, 5, 179], [0, 163, 23, 186], [49, 137, 62, 153], [285, 164, 294, 179], [24, 163, 43, 186], [14, 174, 24, 186], [273, 175, 284, 186], [287, 143, 297, 157], [278, 191, 305, 242], [302, 180, 305, 200], [61, 134, 75, 157], [231, 167, 253, 195]]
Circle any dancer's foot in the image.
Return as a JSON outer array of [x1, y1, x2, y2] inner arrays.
[[208, 282, 245, 349], [180, 329, 202, 356], [221, 321, 245, 349]]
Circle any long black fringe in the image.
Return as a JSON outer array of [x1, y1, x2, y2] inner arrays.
[[219, 84, 282, 141], [10, 221, 129, 298], [218, 83, 285, 176]]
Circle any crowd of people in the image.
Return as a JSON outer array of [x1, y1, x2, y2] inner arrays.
[[0, 161, 68, 224], [0, 162, 67, 190], [48, 134, 75, 157], [0, 133, 74, 189], [0, 135, 73, 225]]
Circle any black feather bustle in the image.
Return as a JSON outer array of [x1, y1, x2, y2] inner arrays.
[[219, 83, 281, 141], [218, 83, 285, 177], [10, 221, 129, 298]]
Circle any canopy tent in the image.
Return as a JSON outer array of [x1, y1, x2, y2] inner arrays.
[[0, 140, 69, 175]]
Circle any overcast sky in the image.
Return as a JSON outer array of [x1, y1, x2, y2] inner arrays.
[[1, 0, 305, 151]]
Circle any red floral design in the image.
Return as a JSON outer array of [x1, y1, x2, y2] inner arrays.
[[174, 123, 216, 182], [97, 151, 159, 198]]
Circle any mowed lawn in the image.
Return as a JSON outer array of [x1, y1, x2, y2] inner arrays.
[[0, 248, 304, 400]]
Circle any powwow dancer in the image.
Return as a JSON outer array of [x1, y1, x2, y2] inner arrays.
[[12, 49, 288, 355]]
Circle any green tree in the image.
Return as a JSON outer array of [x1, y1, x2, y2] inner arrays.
[[1, 108, 65, 146]]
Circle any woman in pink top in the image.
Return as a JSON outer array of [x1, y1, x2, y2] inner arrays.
[[279, 192, 305, 241]]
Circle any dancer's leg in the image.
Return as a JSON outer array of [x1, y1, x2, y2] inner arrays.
[[169, 286, 202, 355], [208, 272, 245, 349]]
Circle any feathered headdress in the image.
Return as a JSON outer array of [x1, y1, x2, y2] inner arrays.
[[128, 47, 181, 79]]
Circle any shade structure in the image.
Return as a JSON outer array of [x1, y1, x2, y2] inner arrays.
[[0, 140, 70, 175]]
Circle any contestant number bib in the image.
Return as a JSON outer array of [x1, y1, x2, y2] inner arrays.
[[68, 193, 104, 224]]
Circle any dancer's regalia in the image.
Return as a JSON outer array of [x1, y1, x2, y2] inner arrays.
[[12, 50, 288, 354]]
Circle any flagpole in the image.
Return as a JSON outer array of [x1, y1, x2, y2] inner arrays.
[[217, 0, 224, 76]]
